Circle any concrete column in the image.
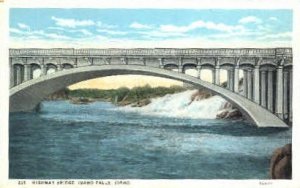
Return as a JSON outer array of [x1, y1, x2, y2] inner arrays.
[[267, 71, 274, 112], [140, 57, 146, 66], [234, 65, 240, 93], [15, 66, 22, 85], [214, 66, 220, 85], [261, 71, 267, 107], [289, 70, 293, 122], [230, 70, 234, 91], [197, 65, 201, 79], [247, 70, 253, 99], [57, 64, 63, 71], [243, 70, 248, 97], [178, 57, 183, 73], [276, 64, 284, 119], [227, 70, 231, 89], [159, 58, 164, 68], [10, 59, 14, 88], [89, 57, 94, 65], [212, 69, 216, 84], [41, 64, 47, 76], [283, 71, 289, 120], [24, 64, 31, 81], [253, 65, 260, 103], [178, 66, 183, 73]]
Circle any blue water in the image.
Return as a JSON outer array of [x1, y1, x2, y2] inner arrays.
[[9, 101, 292, 179]]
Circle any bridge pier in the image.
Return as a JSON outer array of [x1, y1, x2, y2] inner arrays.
[[276, 63, 284, 119], [178, 66, 183, 73], [289, 70, 293, 123], [10, 58, 14, 88], [243, 70, 248, 97], [57, 64, 63, 71], [283, 71, 289, 120], [15, 65, 23, 85], [197, 65, 201, 79], [227, 70, 234, 91], [24, 64, 31, 81], [267, 70, 274, 112], [41, 64, 47, 76], [253, 65, 260, 103], [234, 65, 239, 93], [214, 66, 220, 85], [247, 70, 253, 100], [261, 71, 267, 107]]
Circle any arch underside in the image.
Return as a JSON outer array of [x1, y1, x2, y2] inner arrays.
[[10, 65, 288, 128]]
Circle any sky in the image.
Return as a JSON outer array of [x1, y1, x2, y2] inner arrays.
[[9, 9, 293, 89], [10, 9, 292, 48]]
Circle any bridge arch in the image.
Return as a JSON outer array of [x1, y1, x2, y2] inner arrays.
[[46, 63, 57, 74], [10, 65, 287, 128], [163, 63, 178, 70], [30, 63, 42, 79], [62, 63, 73, 69]]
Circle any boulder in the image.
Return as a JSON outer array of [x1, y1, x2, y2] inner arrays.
[[225, 109, 243, 119], [216, 110, 229, 119], [270, 143, 292, 179]]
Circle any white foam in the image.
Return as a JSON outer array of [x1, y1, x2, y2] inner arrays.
[[119, 90, 228, 119]]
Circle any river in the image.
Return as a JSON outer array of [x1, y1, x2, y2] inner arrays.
[[9, 91, 292, 179]]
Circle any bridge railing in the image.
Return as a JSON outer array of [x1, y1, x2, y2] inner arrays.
[[9, 48, 292, 57]]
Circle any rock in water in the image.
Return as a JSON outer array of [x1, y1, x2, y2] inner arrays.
[[270, 143, 292, 179]]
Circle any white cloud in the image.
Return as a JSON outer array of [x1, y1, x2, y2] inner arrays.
[[51, 16, 95, 28], [239, 16, 262, 24], [159, 20, 245, 33], [97, 29, 127, 35], [10, 26, 70, 40], [42, 33, 69, 40], [17, 23, 30, 30], [130, 22, 152, 29], [269, 17, 278, 21], [137, 30, 186, 38], [10, 28, 25, 34], [48, 27, 93, 36], [257, 32, 292, 40], [97, 21, 117, 29], [79, 29, 93, 36]]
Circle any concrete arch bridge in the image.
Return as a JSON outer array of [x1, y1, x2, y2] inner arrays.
[[9, 48, 293, 128]]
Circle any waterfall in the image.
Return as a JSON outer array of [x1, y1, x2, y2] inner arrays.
[[121, 90, 228, 119]]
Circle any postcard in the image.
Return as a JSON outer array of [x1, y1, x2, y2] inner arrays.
[[0, 0, 299, 188]]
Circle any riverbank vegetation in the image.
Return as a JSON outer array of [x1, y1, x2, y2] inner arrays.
[[47, 85, 187, 106]]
